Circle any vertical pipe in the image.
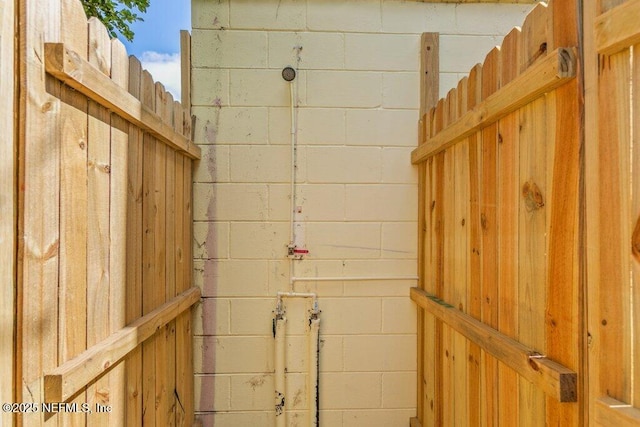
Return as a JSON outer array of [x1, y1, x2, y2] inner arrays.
[[308, 312, 320, 427], [275, 313, 287, 427]]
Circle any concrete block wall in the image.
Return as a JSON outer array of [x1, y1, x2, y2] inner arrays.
[[190, 1, 532, 425]]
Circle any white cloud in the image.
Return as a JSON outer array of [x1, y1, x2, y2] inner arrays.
[[139, 51, 182, 101]]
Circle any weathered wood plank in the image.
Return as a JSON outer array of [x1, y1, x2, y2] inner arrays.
[[411, 47, 576, 164], [43, 287, 201, 403], [633, 41, 640, 412], [44, 43, 201, 159], [410, 287, 578, 403], [417, 32, 439, 427]]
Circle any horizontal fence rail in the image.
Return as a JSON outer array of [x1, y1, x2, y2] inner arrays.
[[411, 47, 576, 164], [44, 287, 201, 403], [410, 287, 577, 402], [45, 43, 200, 159]]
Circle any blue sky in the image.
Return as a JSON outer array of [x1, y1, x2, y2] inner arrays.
[[118, 0, 191, 99]]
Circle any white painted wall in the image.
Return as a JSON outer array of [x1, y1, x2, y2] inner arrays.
[[190, 1, 533, 425]]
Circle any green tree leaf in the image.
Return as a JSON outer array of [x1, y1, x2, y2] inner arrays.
[[80, 0, 150, 42]]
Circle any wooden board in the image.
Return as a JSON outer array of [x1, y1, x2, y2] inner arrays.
[[17, 0, 61, 424], [0, 0, 16, 421], [125, 54, 144, 425], [109, 37, 130, 423], [480, 46, 500, 427], [497, 27, 520, 427], [86, 17, 112, 426]]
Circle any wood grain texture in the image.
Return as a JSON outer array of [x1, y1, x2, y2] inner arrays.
[[0, 0, 16, 420], [17, 0, 61, 424]]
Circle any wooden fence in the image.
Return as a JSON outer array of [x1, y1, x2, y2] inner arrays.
[[10, 0, 201, 425], [411, 1, 584, 425], [586, 0, 640, 424]]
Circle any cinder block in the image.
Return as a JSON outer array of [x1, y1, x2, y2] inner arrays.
[[270, 107, 348, 146], [193, 259, 270, 297], [229, 222, 290, 259], [319, 297, 381, 334], [319, 335, 344, 372], [382, 298, 417, 334], [286, 335, 312, 373], [382, 1, 455, 34], [382, 222, 418, 259], [230, 298, 276, 335], [299, 108, 347, 145], [306, 71, 382, 108], [193, 183, 268, 221], [317, 410, 343, 425], [382, 147, 419, 184], [307, 147, 381, 184], [343, 335, 416, 371], [230, 69, 307, 107], [193, 297, 230, 336], [345, 184, 416, 221], [193, 221, 229, 260], [191, 29, 267, 68], [307, 0, 381, 32], [342, 409, 416, 426], [320, 372, 382, 409], [194, 374, 230, 412], [230, 145, 306, 183], [346, 109, 418, 147], [196, 411, 272, 426], [193, 336, 273, 374], [269, 32, 344, 70], [382, 372, 417, 409], [229, 374, 274, 410], [383, 72, 420, 109], [193, 106, 269, 145], [306, 222, 381, 259], [269, 259, 345, 296], [439, 35, 502, 73], [192, 68, 229, 107], [192, 0, 229, 30], [345, 34, 419, 72], [455, 4, 533, 35], [299, 184, 347, 221], [230, 0, 306, 30], [342, 259, 417, 296], [344, 183, 414, 221], [193, 145, 229, 183], [267, 107, 290, 145]]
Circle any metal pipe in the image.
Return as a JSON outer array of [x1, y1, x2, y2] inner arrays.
[[308, 312, 320, 427], [274, 312, 287, 427]]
